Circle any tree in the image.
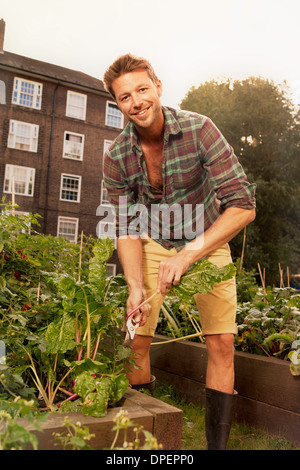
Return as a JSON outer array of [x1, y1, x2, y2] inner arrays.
[[180, 77, 300, 284]]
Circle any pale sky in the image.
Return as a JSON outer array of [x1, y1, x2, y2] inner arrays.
[[1, 0, 300, 108]]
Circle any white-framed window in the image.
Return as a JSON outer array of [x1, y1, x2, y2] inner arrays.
[[97, 220, 117, 248], [2, 210, 31, 233], [0, 80, 5, 104], [103, 139, 112, 170], [60, 174, 81, 202], [100, 180, 110, 205], [106, 264, 116, 277], [105, 101, 124, 128], [57, 216, 79, 243], [7, 120, 39, 152], [12, 77, 42, 109], [66, 91, 87, 120], [103, 139, 112, 155], [3, 165, 35, 197], [63, 131, 84, 160]]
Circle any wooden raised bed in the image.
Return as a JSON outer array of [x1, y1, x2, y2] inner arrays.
[[21, 388, 183, 450], [150, 334, 300, 447]]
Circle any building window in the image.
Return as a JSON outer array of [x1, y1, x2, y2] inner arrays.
[[8, 120, 39, 152], [105, 101, 124, 128], [57, 216, 79, 243], [2, 210, 31, 233], [12, 77, 42, 109], [66, 91, 87, 120], [0, 80, 5, 104], [106, 264, 116, 277], [97, 220, 117, 248], [60, 174, 81, 202], [63, 131, 84, 160], [100, 180, 110, 205], [103, 139, 112, 170], [103, 139, 112, 155], [4, 164, 35, 197]]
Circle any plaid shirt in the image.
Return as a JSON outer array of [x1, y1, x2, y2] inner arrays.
[[103, 107, 256, 250]]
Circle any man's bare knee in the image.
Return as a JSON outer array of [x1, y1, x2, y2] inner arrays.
[[206, 334, 234, 363], [129, 334, 152, 355]]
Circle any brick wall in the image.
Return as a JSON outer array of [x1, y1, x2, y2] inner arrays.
[[0, 61, 122, 273]]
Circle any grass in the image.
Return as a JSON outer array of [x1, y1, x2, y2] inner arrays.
[[153, 383, 299, 451]]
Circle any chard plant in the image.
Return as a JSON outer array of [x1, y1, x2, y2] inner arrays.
[[157, 259, 236, 341], [0, 203, 130, 417]]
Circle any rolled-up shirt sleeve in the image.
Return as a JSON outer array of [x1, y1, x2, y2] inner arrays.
[[199, 118, 256, 211]]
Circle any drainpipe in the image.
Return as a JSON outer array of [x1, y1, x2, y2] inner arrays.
[[44, 81, 59, 233], [0, 19, 5, 54]]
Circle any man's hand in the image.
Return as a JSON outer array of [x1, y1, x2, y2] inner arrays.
[[126, 288, 151, 327], [157, 252, 191, 296]]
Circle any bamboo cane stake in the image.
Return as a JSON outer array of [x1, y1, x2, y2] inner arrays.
[[239, 226, 247, 273], [78, 230, 83, 282], [278, 263, 284, 288], [257, 263, 266, 294], [37, 276, 41, 302], [12, 176, 15, 216]]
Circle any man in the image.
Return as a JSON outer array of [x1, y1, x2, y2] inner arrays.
[[103, 54, 256, 450]]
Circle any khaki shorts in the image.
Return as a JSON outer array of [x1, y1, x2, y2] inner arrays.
[[135, 237, 238, 337]]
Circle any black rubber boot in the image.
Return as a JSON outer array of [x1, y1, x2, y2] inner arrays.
[[130, 375, 156, 396], [205, 387, 237, 450]]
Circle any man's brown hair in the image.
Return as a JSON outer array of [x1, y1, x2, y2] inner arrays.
[[103, 53, 159, 100]]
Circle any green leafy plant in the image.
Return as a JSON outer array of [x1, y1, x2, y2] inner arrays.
[[288, 338, 300, 376], [53, 416, 95, 450], [0, 203, 130, 417], [157, 259, 236, 342], [0, 396, 48, 450], [110, 409, 163, 450], [235, 287, 300, 364]]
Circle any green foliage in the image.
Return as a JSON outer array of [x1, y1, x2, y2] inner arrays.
[[235, 260, 259, 303], [235, 287, 300, 366], [288, 340, 300, 376], [0, 203, 129, 417], [53, 416, 95, 450], [157, 259, 236, 341], [0, 397, 48, 450], [169, 259, 236, 300], [109, 409, 163, 450], [73, 372, 129, 417]]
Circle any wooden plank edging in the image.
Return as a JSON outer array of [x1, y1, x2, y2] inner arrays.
[[150, 334, 300, 446]]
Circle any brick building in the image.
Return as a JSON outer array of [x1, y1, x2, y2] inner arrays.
[[0, 20, 122, 274]]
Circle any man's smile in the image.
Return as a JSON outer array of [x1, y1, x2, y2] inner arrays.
[[132, 105, 151, 116]]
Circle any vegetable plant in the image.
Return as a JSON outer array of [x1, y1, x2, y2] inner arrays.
[[235, 286, 300, 368], [0, 202, 130, 417], [157, 259, 236, 341]]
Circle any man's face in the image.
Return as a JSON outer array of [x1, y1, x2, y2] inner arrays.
[[111, 69, 163, 132]]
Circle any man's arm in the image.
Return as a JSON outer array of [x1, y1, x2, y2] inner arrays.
[[157, 206, 255, 295], [117, 235, 151, 326]]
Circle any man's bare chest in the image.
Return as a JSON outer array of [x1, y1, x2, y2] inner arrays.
[[141, 143, 164, 191]]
